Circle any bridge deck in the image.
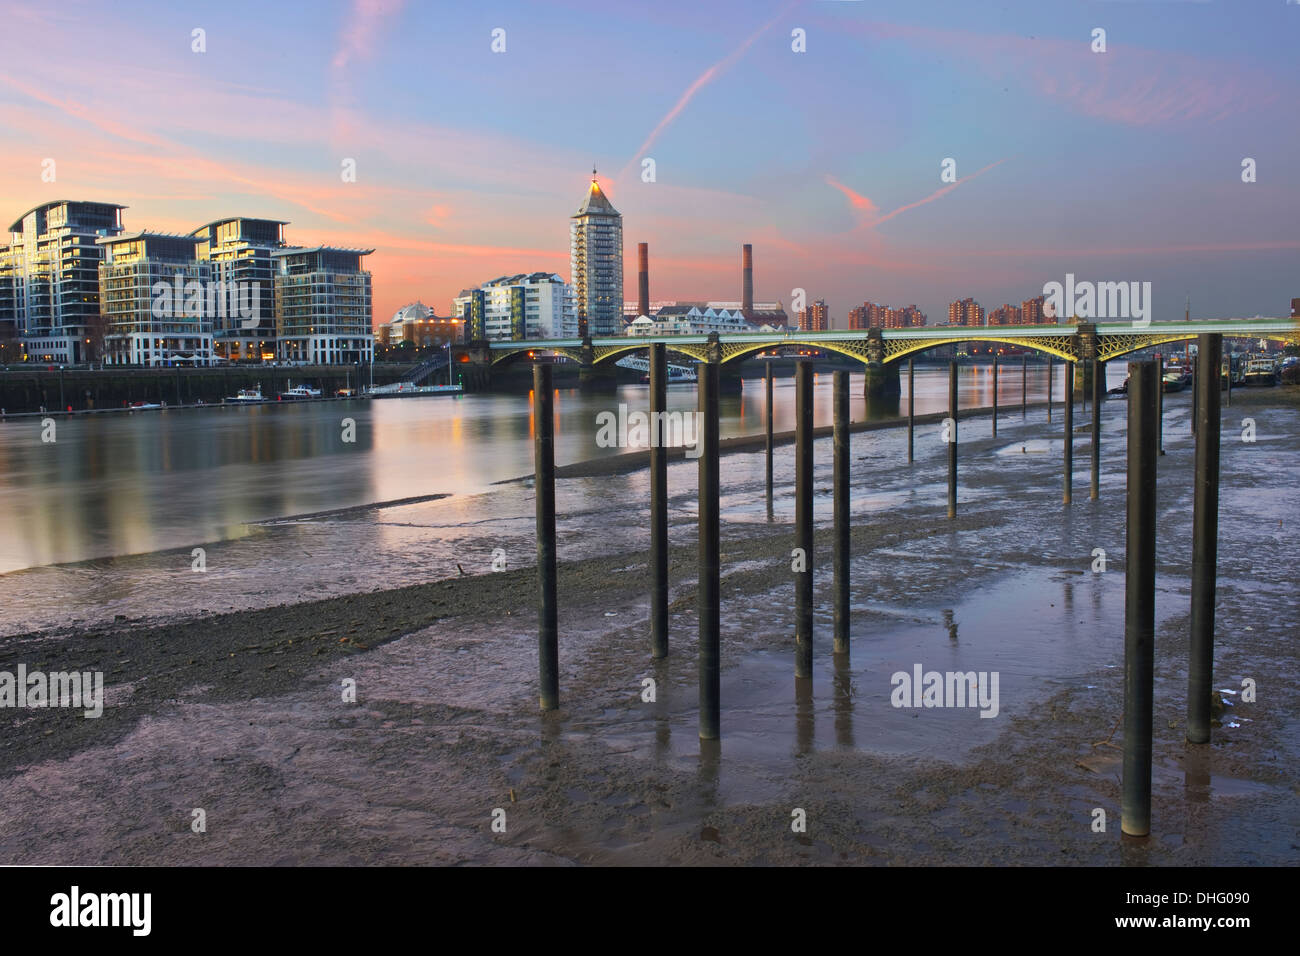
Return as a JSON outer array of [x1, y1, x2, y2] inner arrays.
[[489, 318, 1299, 354]]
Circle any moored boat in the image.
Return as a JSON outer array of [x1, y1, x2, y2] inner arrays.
[[227, 385, 264, 402], [1243, 354, 1279, 386], [1162, 365, 1191, 392], [279, 382, 322, 400]]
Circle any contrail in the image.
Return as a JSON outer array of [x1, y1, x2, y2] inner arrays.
[[828, 157, 1010, 228], [619, 1, 799, 181], [869, 158, 1008, 226]]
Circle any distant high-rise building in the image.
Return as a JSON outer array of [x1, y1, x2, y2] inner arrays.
[[0, 200, 125, 364], [191, 217, 287, 363], [452, 272, 575, 340], [0, 201, 376, 366], [850, 301, 926, 329], [988, 303, 1023, 326], [1290, 297, 1298, 319], [272, 246, 374, 364], [800, 298, 829, 331], [570, 171, 623, 337], [1022, 295, 1047, 325], [947, 298, 984, 327], [97, 231, 213, 367]]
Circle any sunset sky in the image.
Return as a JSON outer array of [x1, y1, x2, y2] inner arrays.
[[1, 0, 1296, 328]]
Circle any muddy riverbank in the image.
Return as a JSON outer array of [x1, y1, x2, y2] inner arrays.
[[0, 386, 1296, 865]]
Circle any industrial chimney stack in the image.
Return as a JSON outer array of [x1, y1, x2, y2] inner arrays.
[[741, 243, 754, 318], [637, 243, 649, 318]]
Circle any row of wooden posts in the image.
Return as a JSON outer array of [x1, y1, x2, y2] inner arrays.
[[531, 336, 1226, 838]]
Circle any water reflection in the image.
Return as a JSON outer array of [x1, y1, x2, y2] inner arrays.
[[794, 676, 815, 756], [652, 658, 671, 761], [697, 738, 721, 807], [832, 654, 855, 749], [0, 363, 1101, 574]]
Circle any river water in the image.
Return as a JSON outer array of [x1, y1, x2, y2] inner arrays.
[[0, 361, 1160, 634]]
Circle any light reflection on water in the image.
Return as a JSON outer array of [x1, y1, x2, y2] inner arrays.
[[0, 363, 1097, 576]]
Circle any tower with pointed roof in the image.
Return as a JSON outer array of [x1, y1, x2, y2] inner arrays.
[[570, 169, 623, 338]]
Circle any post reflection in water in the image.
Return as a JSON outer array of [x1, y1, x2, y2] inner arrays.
[[795, 676, 815, 756], [697, 738, 721, 808], [832, 653, 855, 749], [653, 660, 671, 762]]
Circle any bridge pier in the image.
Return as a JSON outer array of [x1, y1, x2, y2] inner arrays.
[[454, 341, 494, 392], [1076, 358, 1091, 398], [862, 360, 900, 398], [701, 332, 743, 394], [577, 363, 619, 392], [718, 365, 744, 394], [1076, 322, 1098, 401], [577, 336, 618, 392]]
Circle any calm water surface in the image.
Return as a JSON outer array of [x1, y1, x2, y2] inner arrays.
[[0, 364, 1097, 574]]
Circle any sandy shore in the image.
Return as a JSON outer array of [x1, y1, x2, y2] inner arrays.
[[1, 386, 1296, 865]]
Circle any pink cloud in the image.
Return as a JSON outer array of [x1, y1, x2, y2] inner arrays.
[[332, 0, 406, 69], [823, 175, 878, 217], [0, 73, 171, 150]]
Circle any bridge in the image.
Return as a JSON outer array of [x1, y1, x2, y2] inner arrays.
[[485, 318, 1297, 365], [464, 318, 1299, 394]]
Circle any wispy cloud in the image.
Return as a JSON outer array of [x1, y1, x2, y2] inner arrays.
[[0, 73, 171, 150], [849, 21, 1275, 126], [332, 0, 406, 69], [823, 175, 878, 216], [330, 0, 407, 147]]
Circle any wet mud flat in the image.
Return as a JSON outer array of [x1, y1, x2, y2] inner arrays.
[[0, 387, 1297, 865]]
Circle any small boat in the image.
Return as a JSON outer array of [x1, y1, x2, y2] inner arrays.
[[227, 385, 264, 402], [128, 401, 163, 410], [1221, 353, 1247, 388], [1162, 365, 1191, 392], [1243, 354, 1279, 387], [279, 382, 322, 400]]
